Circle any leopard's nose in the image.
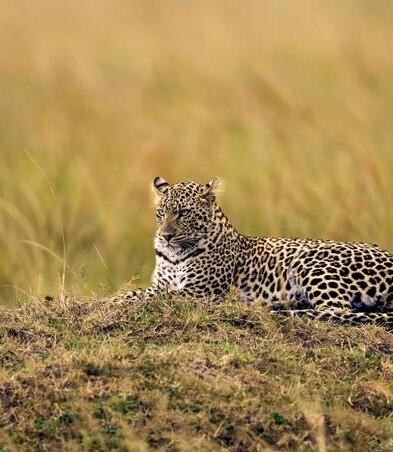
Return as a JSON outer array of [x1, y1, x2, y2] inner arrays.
[[163, 232, 174, 242]]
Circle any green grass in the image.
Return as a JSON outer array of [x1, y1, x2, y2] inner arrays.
[[1, 295, 393, 450]]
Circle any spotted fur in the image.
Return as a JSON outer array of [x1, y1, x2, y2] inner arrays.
[[121, 177, 393, 329]]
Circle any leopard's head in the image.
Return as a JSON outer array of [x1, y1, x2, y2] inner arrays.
[[153, 177, 220, 249]]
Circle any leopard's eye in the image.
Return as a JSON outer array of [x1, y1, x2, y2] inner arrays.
[[156, 209, 164, 220], [179, 208, 191, 218]]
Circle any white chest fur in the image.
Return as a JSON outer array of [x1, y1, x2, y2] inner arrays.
[[171, 262, 187, 290], [154, 255, 188, 290], [154, 238, 188, 291]]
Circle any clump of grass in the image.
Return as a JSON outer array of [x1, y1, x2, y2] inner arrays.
[[1, 294, 393, 450]]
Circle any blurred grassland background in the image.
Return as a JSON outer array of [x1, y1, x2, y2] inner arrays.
[[1, 0, 393, 305]]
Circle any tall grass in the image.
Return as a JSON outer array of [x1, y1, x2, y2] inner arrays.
[[0, 0, 393, 305]]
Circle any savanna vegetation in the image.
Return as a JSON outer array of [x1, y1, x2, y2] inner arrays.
[[2, 296, 393, 451], [1, 1, 393, 450]]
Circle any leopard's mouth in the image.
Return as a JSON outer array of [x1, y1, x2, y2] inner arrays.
[[168, 233, 205, 249]]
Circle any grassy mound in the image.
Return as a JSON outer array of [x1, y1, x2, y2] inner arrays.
[[1, 296, 393, 451]]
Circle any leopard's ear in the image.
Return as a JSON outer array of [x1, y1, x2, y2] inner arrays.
[[202, 177, 220, 203], [153, 176, 170, 195]]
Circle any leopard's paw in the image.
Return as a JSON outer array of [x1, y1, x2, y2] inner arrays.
[[110, 290, 141, 303]]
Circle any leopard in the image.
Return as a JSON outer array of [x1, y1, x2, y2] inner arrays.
[[117, 176, 393, 328]]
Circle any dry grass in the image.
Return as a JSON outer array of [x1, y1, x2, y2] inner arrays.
[[1, 295, 393, 450], [0, 0, 393, 304]]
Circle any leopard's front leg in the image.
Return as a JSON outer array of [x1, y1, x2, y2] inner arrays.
[[124, 286, 160, 301], [111, 258, 170, 302], [111, 284, 164, 303]]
